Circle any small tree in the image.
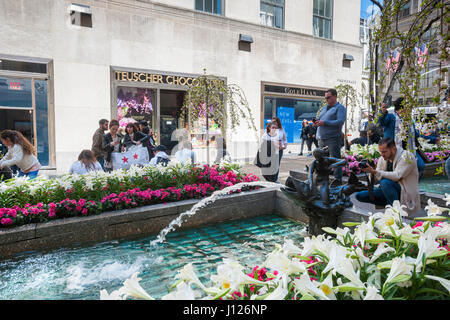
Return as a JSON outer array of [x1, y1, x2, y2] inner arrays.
[[181, 69, 257, 164], [366, 0, 449, 157]]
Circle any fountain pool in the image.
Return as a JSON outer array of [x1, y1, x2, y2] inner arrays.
[[0, 214, 306, 300], [419, 175, 450, 195]]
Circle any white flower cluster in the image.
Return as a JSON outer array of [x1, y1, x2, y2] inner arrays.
[[101, 199, 450, 300]]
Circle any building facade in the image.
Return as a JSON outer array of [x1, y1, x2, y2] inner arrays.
[[0, 0, 362, 174]]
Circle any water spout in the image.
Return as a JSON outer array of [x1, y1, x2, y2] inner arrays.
[[150, 181, 281, 247]]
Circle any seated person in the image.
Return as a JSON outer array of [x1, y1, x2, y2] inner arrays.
[[175, 141, 196, 165], [69, 150, 103, 174], [149, 145, 170, 167], [355, 137, 421, 215]]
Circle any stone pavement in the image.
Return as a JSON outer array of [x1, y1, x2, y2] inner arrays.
[[241, 153, 313, 185]]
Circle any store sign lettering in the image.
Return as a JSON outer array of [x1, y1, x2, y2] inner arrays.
[[264, 84, 326, 97], [115, 71, 198, 86], [9, 82, 22, 90]]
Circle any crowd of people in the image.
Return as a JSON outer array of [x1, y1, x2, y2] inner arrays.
[[256, 88, 449, 215]]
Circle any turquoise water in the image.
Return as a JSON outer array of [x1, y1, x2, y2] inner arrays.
[[0, 214, 306, 300], [419, 176, 450, 195]]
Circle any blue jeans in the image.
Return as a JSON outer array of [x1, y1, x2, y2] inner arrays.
[[445, 157, 450, 180], [355, 178, 401, 206], [97, 156, 105, 170], [416, 151, 425, 180], [18, 170, 39, 179], [274, 149, 283, 182], [318, 137, 343, 182]]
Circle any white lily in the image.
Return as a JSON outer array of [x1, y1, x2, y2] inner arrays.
[[210, 259, 267, 293], [335, 257, 365, 288], [120, 272, 155, 300], [175, 263, 207, 291], [322, 242, 348, 275], [363, 286, 384, 300], [264, 250, 307, 275], [424, 199, 442, 216], [415, 234, 444, 269], [293, 273, 330, 300], [314, 272, 337, 300], [369, 242, 395, 264], [354, 223, 378, 249], [386, 200, 408, 219], [161, 281, 198, 300], [424, 275, 450, 293], [99, 288, 127, 300], [264, 274, 289, 300], [281, 239, 303, 256], [384, 256, 412, 284]]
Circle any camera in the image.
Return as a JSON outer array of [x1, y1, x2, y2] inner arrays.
[[358, 160, 369, 169]]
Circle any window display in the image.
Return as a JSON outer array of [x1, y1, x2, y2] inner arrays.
[[116, 86, 154, 129]]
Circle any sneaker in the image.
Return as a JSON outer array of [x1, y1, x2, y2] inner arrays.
[[306, 153, 312, 157], [298, 153, 303, 156]]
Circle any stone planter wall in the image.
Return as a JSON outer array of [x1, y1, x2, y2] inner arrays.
[[0, 188, 278, 259]]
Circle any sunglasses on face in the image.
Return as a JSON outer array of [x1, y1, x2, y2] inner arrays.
[[325, 96, 333, 100]]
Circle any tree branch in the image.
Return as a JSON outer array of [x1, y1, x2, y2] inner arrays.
[[369, 0, 384, 11]]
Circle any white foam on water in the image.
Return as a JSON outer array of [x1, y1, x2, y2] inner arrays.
[[149, 181, 280, 247], [64, 256, 149, 293]]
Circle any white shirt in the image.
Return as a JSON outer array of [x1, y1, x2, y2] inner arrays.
[[69, 161, 103, 175], [175, 148, 196, 164], [0, 144, 40, 171]]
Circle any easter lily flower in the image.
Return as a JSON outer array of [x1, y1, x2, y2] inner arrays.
[[424, 199, 442, 216], [384, 256, 412, 285], [363, 286, 384, 300], [120, 272, 155, 300], [162, 281, 198, 300]]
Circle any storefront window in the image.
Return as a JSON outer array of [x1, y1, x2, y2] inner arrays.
[[116, 86, 154, 129], [0, 77, 50, 166], [35, 80, 49, 166], [264, 96, 322, 143]]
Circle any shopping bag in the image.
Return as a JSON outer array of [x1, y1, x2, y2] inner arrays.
[[111, 145, 150, 170]]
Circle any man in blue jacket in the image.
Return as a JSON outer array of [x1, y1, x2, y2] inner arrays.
[[315, 89, 347, 185]]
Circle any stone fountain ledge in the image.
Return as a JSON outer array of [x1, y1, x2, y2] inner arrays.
[[290, 169, 448, 207], [0, 187, 280, 259], [1, 185, 438, 260]]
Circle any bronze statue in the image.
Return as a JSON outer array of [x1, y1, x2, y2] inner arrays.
[[283, 147, 365, 235]]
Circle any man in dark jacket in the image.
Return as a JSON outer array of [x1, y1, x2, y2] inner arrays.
[[92, 119, 109, 170], [306, 121, 319, 156]]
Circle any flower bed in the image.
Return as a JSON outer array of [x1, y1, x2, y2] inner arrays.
[[101, 197, 450, 300], [0, 162, 260, 228]]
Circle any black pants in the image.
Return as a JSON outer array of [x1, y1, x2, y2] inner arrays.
[[306, 138, 318, 151]]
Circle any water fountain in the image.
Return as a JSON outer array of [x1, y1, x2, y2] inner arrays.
[[282, 147, 366, 235]]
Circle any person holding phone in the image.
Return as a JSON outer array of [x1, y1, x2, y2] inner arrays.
[[315, 89, 347, 185]]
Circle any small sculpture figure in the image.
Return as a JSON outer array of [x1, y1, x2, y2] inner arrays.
[[283, 147, 365, 235]]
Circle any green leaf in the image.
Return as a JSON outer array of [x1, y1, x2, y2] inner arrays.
[[400, 234, 418, 245], [342, 222, 361, 227], [413, 216, 449, 222], [428, 250, 449, 259], [377, 260, 393, 269], [388, 274, 411, 284], [333, 285, 364, 292], [366, 238, 393, 244], [212, 288, 231, 300], [322, 227, 338, 235]]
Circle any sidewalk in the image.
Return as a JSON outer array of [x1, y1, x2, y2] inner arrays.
[[241, 153, 314, 185]]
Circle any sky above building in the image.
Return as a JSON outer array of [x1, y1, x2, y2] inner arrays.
[[360, 0, 381, 19]]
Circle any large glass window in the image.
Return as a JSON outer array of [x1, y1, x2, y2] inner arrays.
[[260, 0, 284, 29], [264, 97, 322, 143], [116, 86, 155, 130], [313, 0, 333, 39], [0, 77, 50, 166], [195, 0, 223, 15]]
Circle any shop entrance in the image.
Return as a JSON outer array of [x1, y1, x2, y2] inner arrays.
[[159, 89, 186, 153]]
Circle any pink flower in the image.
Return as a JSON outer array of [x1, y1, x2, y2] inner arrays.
[[1, 218, 13, 225]]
